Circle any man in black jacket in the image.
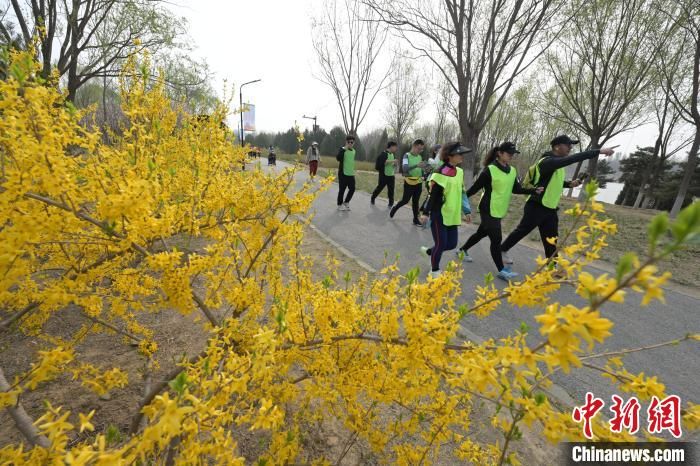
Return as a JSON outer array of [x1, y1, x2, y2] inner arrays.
[[500, 135, 616, 264], [371, 141, 399, 207], [336, 135, 357, 211]]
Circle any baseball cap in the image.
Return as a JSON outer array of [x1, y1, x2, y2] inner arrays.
[[550, 134, 580, 147], [449, 144, 472, 155], [312, 141, 318, 146], [498, 141, 520, 154]]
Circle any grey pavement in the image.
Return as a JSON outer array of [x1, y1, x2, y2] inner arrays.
[[269, 162, 700, 412]]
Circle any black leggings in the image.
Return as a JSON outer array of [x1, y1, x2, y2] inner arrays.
[[501, 201, 559, 259], [460, 212, 504, 271], [391, 182, 422, 221], [371, 173, 395, 204], [337, 173, 356, 205]]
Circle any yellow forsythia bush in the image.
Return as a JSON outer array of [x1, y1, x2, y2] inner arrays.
[[0, 50, 699, 465]]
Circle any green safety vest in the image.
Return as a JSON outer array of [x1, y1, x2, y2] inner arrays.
[[484, 164, 517, 218], [528, 158, 565, 209], [343, 148, 356, 176], [407, 153, 422, 178], [385, 152, 395, 177], [429, 167, 464, 226]]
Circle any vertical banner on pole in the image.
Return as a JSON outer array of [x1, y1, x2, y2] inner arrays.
[[243, 104, 256, 133]]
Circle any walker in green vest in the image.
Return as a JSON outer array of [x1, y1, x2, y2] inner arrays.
[[527, 158, 565, 209], [406, 153, 422, 178], [343, 149, 356, 176], [483, 165, 517, 218], [385, 152, 395, 177], [429, 167, 464, 226]]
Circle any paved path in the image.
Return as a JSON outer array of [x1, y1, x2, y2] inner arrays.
[[269, 162, 699, 410]]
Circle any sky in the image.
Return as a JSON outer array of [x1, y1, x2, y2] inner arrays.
[[168, 0, 665, 157]]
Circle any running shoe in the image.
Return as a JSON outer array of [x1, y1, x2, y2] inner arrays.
[[497, 267, 519, 282]]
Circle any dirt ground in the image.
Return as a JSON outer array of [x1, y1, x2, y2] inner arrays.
[[0, 225, 559, 465]]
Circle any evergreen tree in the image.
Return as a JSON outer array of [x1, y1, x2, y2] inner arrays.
[[320, 126, 346, 156]]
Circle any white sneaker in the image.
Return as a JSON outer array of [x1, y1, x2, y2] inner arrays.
[[502, 251, 514, 264], [456, 249, 473, 262], [429, 270, 442, 279], [343, 202, 351, 211], [337, 204, 347, 211]]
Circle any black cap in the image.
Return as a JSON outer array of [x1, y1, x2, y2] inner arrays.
[[498, 141, 520, 154], [449, 144, 472, 155], [550, 134, 580, 147]]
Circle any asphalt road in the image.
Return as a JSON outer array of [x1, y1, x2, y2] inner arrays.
[[270, 161, 699, 414]]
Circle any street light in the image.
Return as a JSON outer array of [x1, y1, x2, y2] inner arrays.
[[239, 79, 261, 145]]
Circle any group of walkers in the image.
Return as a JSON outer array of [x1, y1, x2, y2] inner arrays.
[[331, 133, 616, 280]]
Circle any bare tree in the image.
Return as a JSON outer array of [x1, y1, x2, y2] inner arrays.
[[540, 0, 674, 198], [364, 0, 563, 186], [661, 0, 700, 217], [384, 56, 423, 145], [3, 0, 185, 101], [433, 77, 458, 145], [312, 0, 392, 136]]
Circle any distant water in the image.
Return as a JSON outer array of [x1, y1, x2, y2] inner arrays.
[[571, 182, 624, 205]]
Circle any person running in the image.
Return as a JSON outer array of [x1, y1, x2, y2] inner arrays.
[[390, 139, 426, 225], [371, 141, 399, 207], [336, 135, 357, 211], [457, 142, 543, 281], [500, 134, 615, 266], [419, 142, 473, 279], [418, 144, 442, 228], [306, 141, 321, 180]]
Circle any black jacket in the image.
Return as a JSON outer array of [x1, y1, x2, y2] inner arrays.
[[466, 161, 536, 218], [528, 149, 601, 207], [336, 147, 349, 175]]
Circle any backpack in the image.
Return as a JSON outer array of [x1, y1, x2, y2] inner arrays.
[[374, 152, 384, 171], [522, 157, 545, 190]]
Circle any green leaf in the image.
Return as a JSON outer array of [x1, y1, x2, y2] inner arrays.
[[168, 372, 188, 396], [615, 252, 637, 282], [585, 179, 599, 199], [647, 212, 669, 253], [519, 321, 530, 333], [484, 272, 494, 285], [322, 276, 332, 289], [534, 392, 546, 405], [105, 424, 122, 445], [672, 201, 700, 244], [405, 266, 420, 284], [457, 304, 468, 319]]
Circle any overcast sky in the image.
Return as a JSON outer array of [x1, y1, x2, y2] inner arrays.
[[169, 0, 665, 157]]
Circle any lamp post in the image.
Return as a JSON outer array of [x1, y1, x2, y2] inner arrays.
[[303, 115, 318, 132], [239, 79, 261, 145]]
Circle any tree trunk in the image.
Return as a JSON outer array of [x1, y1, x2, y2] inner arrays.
[[670, 128, 700, 217], [458, 108, 480, 189], [633, 138, 662, 208]]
